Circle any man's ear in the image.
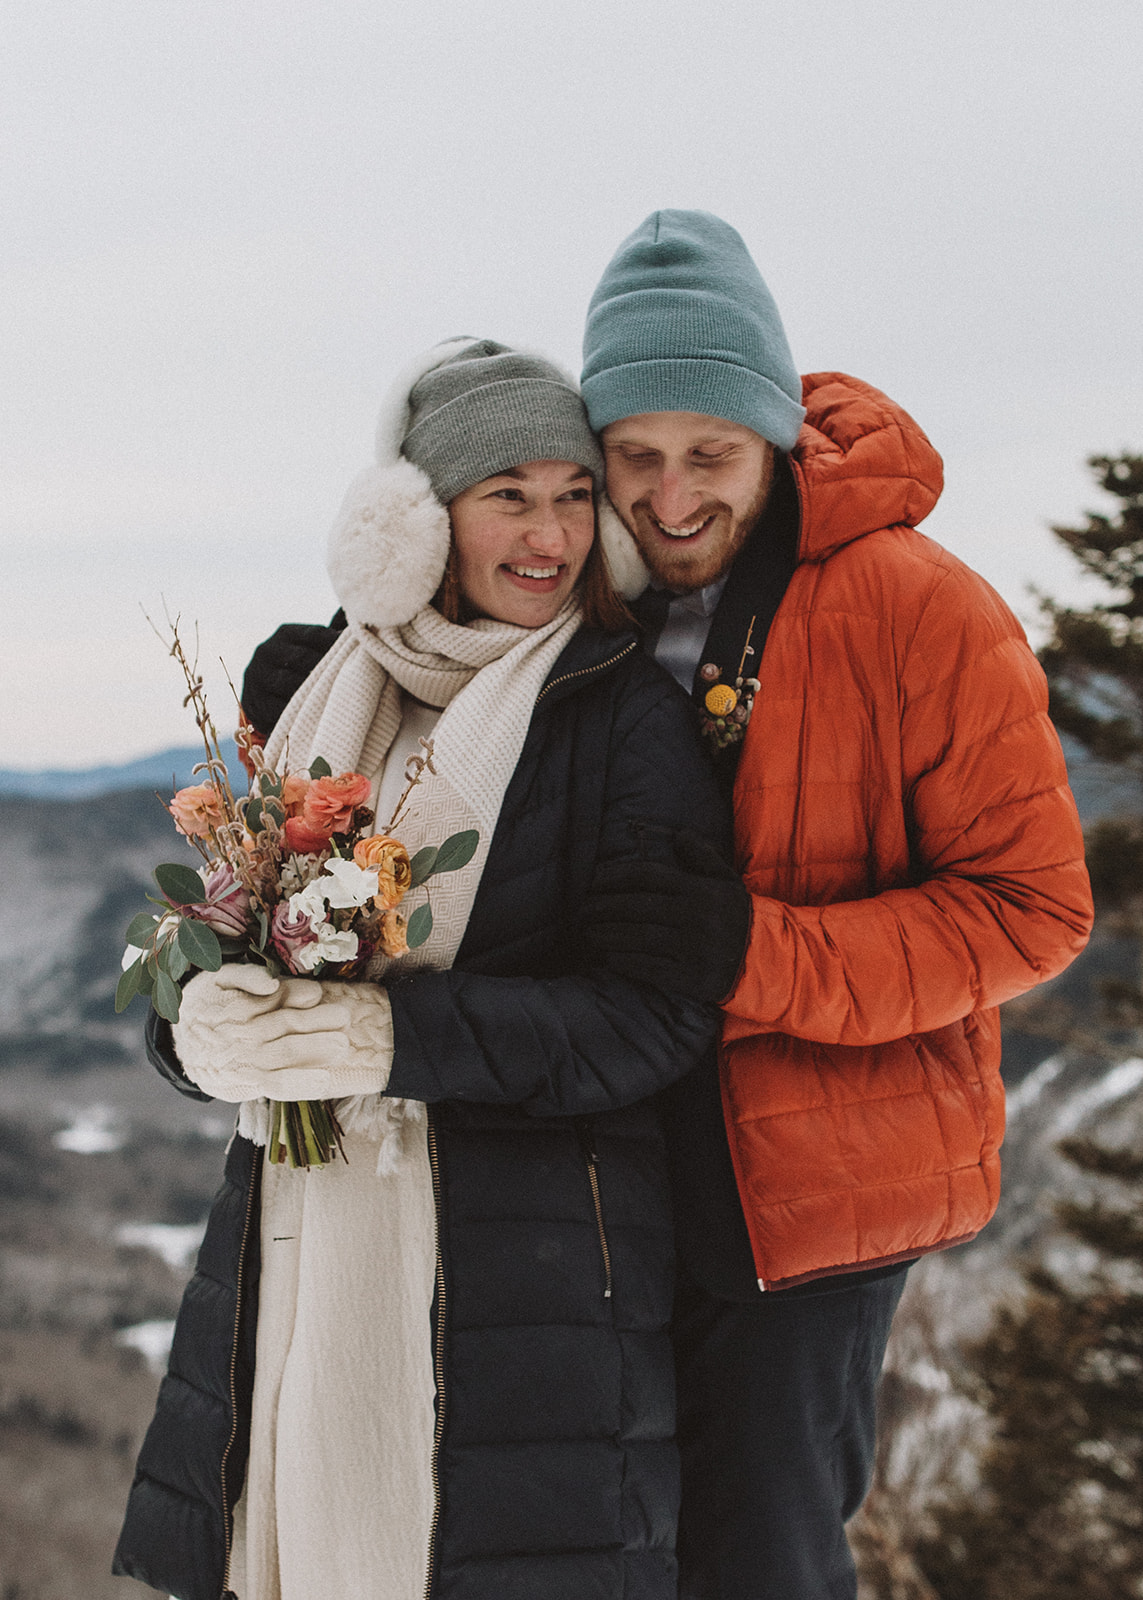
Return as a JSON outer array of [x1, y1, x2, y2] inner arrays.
[[597, 495, 651, 600]]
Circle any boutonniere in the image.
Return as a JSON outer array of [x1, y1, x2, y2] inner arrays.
[[699, 616, 760, 752]]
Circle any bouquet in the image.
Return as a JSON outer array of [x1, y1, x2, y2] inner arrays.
[[118, 622, 477, 1168]]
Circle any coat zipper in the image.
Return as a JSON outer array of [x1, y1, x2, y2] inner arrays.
[[423, 1108, 448, 1600], [534, 640, 638, 706], [576, 1121, 613, 1300], [220, 1157, 259, 1600]]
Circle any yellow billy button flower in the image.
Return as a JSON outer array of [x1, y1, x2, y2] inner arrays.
[[704, 683, 739, 717]]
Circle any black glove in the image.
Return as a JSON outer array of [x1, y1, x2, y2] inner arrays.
[[581, 829, 751, 1003], [240, 613, 347, 736]]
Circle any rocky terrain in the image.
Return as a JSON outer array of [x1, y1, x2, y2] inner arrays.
[[0, 765, 1140, 1597]]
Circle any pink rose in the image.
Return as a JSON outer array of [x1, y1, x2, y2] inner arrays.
[[169, 783, 225, 839], [270, 900, 319, 973], [303, 772, 372, 835], [187, 864, 252, 938]]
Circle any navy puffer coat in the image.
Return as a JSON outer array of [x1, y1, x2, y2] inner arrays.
[[114, 625, 732, 1600]]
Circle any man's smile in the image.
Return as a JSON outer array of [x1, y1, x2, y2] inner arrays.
[[652, 514, 716, 540]]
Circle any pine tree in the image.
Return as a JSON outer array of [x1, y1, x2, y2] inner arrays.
[[1040, 456, 1143, 912], [915, 1139, 1143, 1600]]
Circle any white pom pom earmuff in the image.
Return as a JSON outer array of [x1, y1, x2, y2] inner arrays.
[[326, 457, 452, 630], [597, 496, 650, 600]]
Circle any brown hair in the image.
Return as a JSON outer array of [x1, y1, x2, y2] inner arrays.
[[433, 512, 633, 633]]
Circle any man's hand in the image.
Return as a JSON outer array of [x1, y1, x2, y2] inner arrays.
[[581, 830, 750, 1003]]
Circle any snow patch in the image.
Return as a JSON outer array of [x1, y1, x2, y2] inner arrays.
[[53, 1106, 123, 1153], [1005, 1053, 1066, 1120], [117, 1319, 176, 1374], [114, 1221, 206, 1272], [1052, 1057, 1143, 1136]]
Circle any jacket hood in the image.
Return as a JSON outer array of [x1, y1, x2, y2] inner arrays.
[[792, 372, 943, 563]]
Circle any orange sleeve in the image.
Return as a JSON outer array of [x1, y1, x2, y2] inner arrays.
[[723, 565, 1094, 1045]]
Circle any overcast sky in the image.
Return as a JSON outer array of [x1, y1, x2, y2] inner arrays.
[[3, 0, 1141, 767]]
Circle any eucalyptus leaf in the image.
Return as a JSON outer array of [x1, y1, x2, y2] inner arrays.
[[431, 830, 479, 875], [166, 939, 190, 982], [406, 902, 433, 949], [115, 959, 143, 1014], [153, 970, 182, 1023], [259, 774, 281, 797], [154, 862, 207, 906], [136, 964, 156, 998], [125, 912, 159, 947], [409, 846, 438, 888], [309, 756, 332, 779], [245, 798, 264, 833], [178, 917, 223, 971], [256, 910, 269, 952]]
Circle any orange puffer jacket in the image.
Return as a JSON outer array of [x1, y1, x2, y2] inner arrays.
[[721, 372, 1093, 1290]]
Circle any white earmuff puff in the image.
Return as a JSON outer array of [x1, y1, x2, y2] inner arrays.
[[326, 458, 452, 630], [597, 496, 651, 601]]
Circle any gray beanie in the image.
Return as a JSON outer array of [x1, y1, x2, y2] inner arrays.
[[581, 210, 805, 450], [401, 339, 604, 504]]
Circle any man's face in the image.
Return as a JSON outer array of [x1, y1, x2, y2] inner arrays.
[[602, 412, 775, 592]]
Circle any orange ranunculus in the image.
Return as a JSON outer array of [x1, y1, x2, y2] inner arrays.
[[282, 814, 334, 855], [281, 773, 312, 816], [169, 782, 225, 839], [303, 772, 372, 835], [353, 834, 413, 910], [378, 909, 408, 957]]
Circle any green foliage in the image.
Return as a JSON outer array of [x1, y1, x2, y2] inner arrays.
[[1040, 455, 1143, 772], [177, 917, 222, 971], [409, 846, 438, 887], [153, 862, 208, 906], [406, 902, 433, 949], [433, 829, 479, 875], [916, 1139, 1143, 1600]]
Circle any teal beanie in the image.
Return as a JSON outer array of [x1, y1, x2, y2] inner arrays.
[[581, 210, 805, 450]]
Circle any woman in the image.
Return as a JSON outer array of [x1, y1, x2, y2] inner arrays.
[[114, 339, 744, 1600]]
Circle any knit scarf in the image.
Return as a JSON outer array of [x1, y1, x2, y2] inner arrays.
[[250, 600, 581, 1163]]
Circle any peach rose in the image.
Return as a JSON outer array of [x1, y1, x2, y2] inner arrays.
[[283, 814, 334, 855], [281, 773, 311, 816], [353, 834, 412, 910], [378, 910, 408, 958], [303, 772, 372, 835], [169, 782, 225, 839]]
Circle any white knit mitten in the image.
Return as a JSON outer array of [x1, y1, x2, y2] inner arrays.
[[171, 965, 393, 1103]]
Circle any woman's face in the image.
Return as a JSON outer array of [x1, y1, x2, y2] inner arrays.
[[448, 460, 595, 627]]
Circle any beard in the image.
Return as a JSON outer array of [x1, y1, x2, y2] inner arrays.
[[623, 459, 776, 593]]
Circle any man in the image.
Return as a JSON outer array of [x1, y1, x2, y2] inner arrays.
[[580, 210, 1094, 1599]]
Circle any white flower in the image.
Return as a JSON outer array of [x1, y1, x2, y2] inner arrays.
[[290, 940, 325, 973], [122, 944, 146, 971], [288, 882, 329, 926], [319, 857, 379, 910], [315, 923, 359, 962]]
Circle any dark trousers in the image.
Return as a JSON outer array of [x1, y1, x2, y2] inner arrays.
[[673, 1262, 909, 1600]]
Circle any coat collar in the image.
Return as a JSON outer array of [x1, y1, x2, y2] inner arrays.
[[790, 372, 944, 564]]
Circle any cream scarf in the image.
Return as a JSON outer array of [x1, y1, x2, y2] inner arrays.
[[246, 600, 582, 1158], [230, 600, 581, 1600]]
